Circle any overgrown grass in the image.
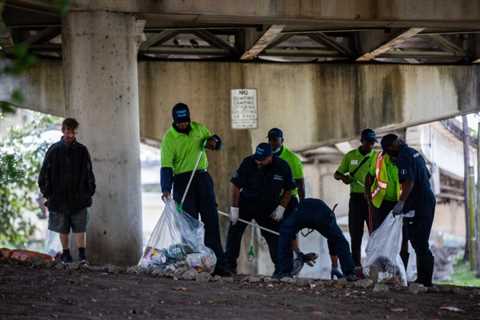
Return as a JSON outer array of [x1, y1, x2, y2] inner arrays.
[[438, 260, 480, 287]]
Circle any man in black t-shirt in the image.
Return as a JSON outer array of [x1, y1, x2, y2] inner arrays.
[[225, 143, 297, 274]]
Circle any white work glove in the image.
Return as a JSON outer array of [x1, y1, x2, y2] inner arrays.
[[271, 205, 286, 222], [230, 207, 239, 225], [392, 200, 405, 216]]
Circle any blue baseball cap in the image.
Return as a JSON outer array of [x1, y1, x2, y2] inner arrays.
[[268, 128, 284, 140], [361, 128, 377, 142], [254, 143, 273, 161], [172, 102, 191, 124]]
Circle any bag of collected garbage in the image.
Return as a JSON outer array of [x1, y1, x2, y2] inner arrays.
[[364, 212, 407, 286], [45, 230, 62, 259], [139, 199, 216, 274]]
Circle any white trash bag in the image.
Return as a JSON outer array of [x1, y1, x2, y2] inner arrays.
[[139, 199, 217, 274], [364, 212, 407, 286], [45, 230, 62, 259]]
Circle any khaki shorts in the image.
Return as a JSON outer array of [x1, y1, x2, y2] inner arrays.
[[48, 209, 89, 234]]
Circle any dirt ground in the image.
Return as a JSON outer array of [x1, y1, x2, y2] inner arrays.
[[1, 262, 479, 320]]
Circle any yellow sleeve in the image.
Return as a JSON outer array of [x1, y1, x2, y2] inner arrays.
[[336, 152, 350, 174], [161, 133, 175, 168]]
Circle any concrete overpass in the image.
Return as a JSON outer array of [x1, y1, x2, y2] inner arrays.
[[2, 0, 480, 266]]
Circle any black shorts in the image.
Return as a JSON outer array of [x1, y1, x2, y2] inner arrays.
[[48, 209, 89, 234]]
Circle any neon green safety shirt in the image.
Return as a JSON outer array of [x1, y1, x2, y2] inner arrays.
[[278, 146, 304, 197], [368, 151, 400, 206], [336, 148, 374, 194], [161, 122, 212, 175]]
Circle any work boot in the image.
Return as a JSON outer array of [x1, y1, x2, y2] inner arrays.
[[60, 250, 73, 264], [213, 266, 233, 277], [331, 267, 344, 280]]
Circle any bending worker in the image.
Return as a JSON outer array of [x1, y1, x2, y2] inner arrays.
[[275, 198, 357, 281], [334, 128, 376, 275], [160, 102, 229, 276], [381, 134, 436, 287], [225, 143, 297, 274]]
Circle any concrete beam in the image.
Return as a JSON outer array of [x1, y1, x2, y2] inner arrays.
[[240, 25, 284, 60], [356, 28, 424, 61], [60, 0, 480, 28], [8, 61, 480, 147]]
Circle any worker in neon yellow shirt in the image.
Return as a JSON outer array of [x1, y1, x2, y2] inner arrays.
[[364, 144, 401, 230], [268, 128, 305, 200], [334, 128, 376, 275], [161, 102, 230, 276]]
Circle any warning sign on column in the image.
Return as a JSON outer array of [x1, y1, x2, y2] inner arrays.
[[231, 89, 258, 129]]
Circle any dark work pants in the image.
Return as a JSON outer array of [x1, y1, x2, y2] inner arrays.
[[404, 193, 436, 286], [277, 203, 355, 276], [173, 171, 226, 269], [348, 193, 371, 267], [373, 200, 410, 271], [225, 197, 298, 272]]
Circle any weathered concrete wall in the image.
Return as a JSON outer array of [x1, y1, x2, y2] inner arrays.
[[2, 61, 480, 210], [137, 62, 480, 154]]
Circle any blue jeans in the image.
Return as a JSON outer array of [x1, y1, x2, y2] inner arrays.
[[277, 198, 355, 276]]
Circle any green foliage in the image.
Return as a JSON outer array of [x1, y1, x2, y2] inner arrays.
[[0, 0, 70, 115], [0, 115, 61, 247], [438, 259, 480, 287], [54, 0, 71, 16]]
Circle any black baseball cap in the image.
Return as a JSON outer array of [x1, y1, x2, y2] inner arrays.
[[254, 143, 273, 161], [172, 102, 191, 124], [361, 128, 377, 142], [381, 134, 399, 150], [267, 128, 284, 140]]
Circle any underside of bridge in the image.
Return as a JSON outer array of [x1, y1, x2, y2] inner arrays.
[[1, 0, 480, 266]]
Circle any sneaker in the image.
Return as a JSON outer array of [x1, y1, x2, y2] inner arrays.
[[331, 267, 344, 280], [60, 252, 73, 264]]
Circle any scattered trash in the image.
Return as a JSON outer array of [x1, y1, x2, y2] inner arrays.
[[8, 249, 53, 264], [408, 283, 428, 295], [373, 283, 389, 293], [440, 306, 464, 313]]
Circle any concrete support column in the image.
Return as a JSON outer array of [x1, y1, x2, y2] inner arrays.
[[62, 11, 144, 265]]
